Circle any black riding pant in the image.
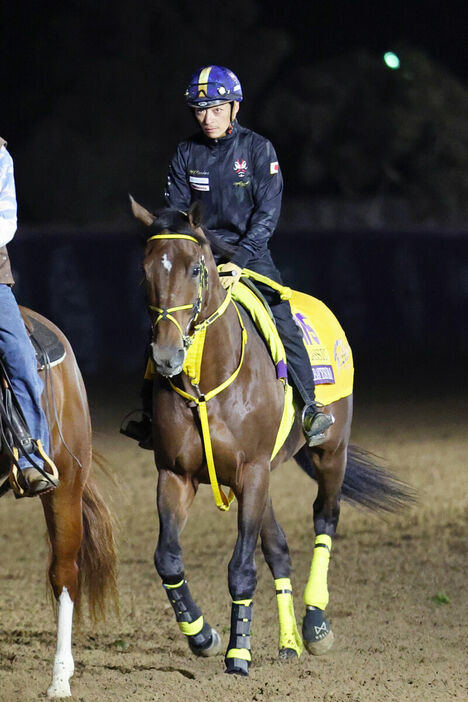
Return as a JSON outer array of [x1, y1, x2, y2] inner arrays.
[[233, 251, 316, 404]]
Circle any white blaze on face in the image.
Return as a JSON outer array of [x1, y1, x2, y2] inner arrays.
[[161, 253, 172, 272]]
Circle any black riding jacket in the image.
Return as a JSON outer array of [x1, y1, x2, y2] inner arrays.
[[164, 120, 283, 269]]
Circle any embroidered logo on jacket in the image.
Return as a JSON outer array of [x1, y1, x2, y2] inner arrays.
[[270, 161, 279, 175], [234, 158, 248, 177]]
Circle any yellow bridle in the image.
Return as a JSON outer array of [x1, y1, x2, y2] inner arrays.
[[146, 232, 247, 511], [146, 233, 207, 346]]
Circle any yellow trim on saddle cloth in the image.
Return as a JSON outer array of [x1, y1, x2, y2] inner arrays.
[[231, 281, 295, 461]]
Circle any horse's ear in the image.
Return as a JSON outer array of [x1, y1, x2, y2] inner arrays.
[[188, 201, 204, 230], [129, 194, 155, 226]]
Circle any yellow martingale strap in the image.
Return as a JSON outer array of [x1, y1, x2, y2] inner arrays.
[[198, 399, 234, 510], [304, 534, 332, 610], [169, 302, 247, 512]]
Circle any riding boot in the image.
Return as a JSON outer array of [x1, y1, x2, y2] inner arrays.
[[270, 300, 334, 447], [120, 378, 153, 450]]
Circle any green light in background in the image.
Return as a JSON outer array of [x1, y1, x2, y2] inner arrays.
[[383, 51, 400, 69]]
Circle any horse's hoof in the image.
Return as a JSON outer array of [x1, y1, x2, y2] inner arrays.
[[189, 627, 222, 657], [225, 658, 249, 676], [279, 647, 299, 661], [304, 628, 334, 655], [302, 606, 334, 656]]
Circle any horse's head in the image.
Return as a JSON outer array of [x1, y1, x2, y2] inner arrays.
[[131, 197, 218, 378]]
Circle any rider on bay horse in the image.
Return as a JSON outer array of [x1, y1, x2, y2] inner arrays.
[[125, 66, 333, 448], [0, 137, 56, 496]]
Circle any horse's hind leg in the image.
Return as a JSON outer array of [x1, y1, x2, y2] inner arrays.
[[41, 478, 83, 698], [260, 498, 303, 660], [302, 395, 352, 655], [154, 469, 221, 657]]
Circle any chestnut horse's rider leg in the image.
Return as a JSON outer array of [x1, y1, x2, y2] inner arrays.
[[260, 498, 303, 659], [302, 396, 352, 655], [0, 285, 56, 494], [154, 469, 221, 657], [225, 459, 270, 675]]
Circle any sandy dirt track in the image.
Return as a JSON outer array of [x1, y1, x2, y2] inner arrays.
[[0, 379, 466, 701]]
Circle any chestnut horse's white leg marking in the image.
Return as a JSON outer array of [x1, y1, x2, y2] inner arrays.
[[47, 587, 74, 698]]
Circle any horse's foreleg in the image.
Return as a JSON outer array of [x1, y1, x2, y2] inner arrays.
[[302, 397, 352, 655], [42, 486, 83, 698], [260, 498, 303, 660], [154, 469, 221, 657], [225, 460, 269, 675]]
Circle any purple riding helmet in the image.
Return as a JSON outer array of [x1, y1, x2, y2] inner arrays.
[[185, 66, 243, 108]]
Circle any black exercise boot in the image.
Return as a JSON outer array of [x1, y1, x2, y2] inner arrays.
[[302, 402, 334, 447]]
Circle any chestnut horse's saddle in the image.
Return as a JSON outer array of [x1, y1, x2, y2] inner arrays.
[[22, 313, 66, 370]]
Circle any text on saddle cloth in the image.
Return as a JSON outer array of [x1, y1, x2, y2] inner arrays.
[[231, 273, 354, 407]]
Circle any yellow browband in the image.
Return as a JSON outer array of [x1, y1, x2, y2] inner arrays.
[[147, 232, 246, 511], [147, 233, 199, 244]]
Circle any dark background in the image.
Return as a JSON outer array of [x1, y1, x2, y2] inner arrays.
[[3, 0, 467, 391]]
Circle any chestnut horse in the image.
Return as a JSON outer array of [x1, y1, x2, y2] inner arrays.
[[0, 308, 117, 698], [131, 199, 411, 675]]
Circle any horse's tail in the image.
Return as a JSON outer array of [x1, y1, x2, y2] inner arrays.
[[76, 454, 118, 623], [295, 444, 415, 513]]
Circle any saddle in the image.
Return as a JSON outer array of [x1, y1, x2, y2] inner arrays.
[[22, 312, 66, 369], [0, 313, 64, 498]]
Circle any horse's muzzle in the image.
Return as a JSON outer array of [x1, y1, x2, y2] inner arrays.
[[151, 342, 186, 377]]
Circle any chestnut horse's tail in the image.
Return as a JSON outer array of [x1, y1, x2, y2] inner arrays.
[[76, 457, 118, 623], [295, 444, 415, 513]]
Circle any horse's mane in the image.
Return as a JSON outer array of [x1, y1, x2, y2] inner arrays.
[[152, 208, 197, 239], [152, 207, 239, 260]]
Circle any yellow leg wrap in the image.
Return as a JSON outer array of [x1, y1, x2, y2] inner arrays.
[[275, 578, 303, 656], [178, 615, 204, 636], [303, 535, 332, 610]]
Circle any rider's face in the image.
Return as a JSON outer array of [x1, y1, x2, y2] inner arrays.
[[194, 102, 239, 139]]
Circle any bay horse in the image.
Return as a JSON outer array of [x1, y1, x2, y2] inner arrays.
[[130, 198, 412, 675], [0, 308, 117, 698]]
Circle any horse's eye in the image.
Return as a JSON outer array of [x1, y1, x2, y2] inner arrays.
[[192, 265, 201, 277]]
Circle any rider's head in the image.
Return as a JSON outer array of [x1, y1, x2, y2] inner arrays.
[[185, 65, 243, 140]]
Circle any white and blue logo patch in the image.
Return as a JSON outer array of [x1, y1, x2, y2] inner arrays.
[[189, 175, 210, 192]]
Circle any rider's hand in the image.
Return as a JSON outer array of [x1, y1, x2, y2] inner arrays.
[[219, 262, 243, 290]]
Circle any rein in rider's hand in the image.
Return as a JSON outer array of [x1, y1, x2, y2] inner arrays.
[[219, 262, 243, 290]]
